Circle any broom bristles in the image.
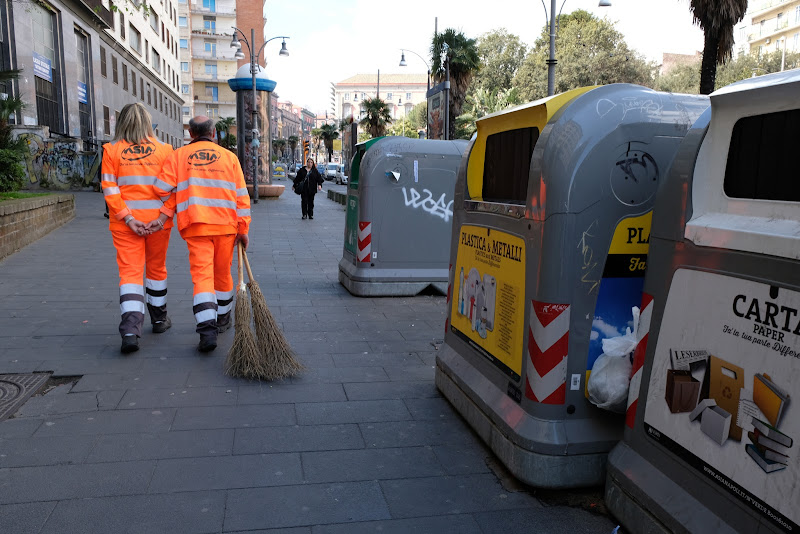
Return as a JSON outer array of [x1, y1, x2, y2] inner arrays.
[[248, 280, 305, 380], [224, 287, 267, 380]]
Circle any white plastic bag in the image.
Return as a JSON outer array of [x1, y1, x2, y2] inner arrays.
[[587, 306, 641, 413]]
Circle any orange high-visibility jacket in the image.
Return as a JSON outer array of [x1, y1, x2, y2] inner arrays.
[[154, 140, 251, 238], [101, 137, 175, 229]]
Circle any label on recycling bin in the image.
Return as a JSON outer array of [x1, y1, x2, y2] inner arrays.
[[451, 225, 525, 381]]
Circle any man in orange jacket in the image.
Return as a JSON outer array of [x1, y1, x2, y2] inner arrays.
[[152, 115, 250, 352]]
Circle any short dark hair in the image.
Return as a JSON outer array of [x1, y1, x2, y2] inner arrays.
[[188, 117, 215, 137]]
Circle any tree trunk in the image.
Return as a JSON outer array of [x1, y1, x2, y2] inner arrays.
[[700, 30, 719, 95]]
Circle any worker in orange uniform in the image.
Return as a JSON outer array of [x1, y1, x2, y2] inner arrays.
[[152, 116, 250, 352], [101, 102, 175, 354]]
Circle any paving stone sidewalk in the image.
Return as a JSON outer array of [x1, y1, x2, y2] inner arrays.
[[0, 188, 616, 533]]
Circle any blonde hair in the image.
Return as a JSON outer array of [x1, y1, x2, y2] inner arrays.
[[114, 102, 154, 144]]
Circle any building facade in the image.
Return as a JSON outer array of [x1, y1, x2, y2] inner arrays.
[[742, 0, 800, 57], [333, 73, 428, 123], [8, 0, 182, 147], [179, 0, 267, 142]]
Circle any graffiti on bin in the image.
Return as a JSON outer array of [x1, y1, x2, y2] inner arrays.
[[578, 220, 600, 295], [596, 97, 663, 121], [401, 186, 453, 222]]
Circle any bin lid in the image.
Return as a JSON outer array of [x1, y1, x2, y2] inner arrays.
[[466, 86, 594, 200]]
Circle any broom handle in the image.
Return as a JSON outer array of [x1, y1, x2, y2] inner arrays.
[[237, 242, 244, 288], [242, 245, 255, 284]]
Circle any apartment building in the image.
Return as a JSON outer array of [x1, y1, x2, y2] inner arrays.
[[742, 0, 800, 56], [333, 73, 428, 122], [7, 0, 182, 145], [179, 0, 266, 142]]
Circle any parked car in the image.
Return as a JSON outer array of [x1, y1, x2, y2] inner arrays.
[[327, 164, 346, 184], [288, 162, 301, 179], [318, 163, 328, 179]]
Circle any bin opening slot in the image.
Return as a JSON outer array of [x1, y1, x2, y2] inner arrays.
[[482, 126, 539, 205], [724, 108, 800, 202]]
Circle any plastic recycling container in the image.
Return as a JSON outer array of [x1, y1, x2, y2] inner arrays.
[[435, 84, 709, 488]]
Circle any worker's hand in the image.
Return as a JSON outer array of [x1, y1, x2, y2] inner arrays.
[[235, 233, 249, 250], [126, 218, 148, 236], [145, 214, 168, 232]]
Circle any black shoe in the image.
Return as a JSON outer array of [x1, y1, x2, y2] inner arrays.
[[121, 335, 139, 354], [302, 215, 307, 220], [217, 319, 232, 333], [309, 215, 313, 219], [198, 336, 217, 353], [152, 316, 172, 334]]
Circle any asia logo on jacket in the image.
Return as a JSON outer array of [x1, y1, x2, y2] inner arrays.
[[121, 144, 155, 161], [188, 149, 220, 167]]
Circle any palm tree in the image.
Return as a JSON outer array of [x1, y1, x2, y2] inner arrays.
[[311, 127, 322, 162], [214, 117, 236, 150], [319, 123, 339, 163], [431, 29, 480, 140], [689, 0, 748, 94], [358, 97, 392, 138], [288, 135, 299, 165], [272, 138, 287, 160]]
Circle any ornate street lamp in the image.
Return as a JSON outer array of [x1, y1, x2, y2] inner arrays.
[[398, 48, 432, 139]]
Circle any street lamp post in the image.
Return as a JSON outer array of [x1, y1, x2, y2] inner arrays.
[[230, 28, 289, 203], [543, 0, 611, 96], [399, 48, 431, 139]]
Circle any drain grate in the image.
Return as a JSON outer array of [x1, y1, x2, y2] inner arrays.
[[0, 373, 51, 422]]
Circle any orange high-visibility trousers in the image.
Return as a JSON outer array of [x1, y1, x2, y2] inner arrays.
[[111, 227, 172, 337], [185, 234, 236, 337]]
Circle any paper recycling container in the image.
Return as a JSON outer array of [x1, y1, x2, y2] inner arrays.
[[606, 71, 800, 534], [435, 84, 709, 488], [339, 136, 468, 296]]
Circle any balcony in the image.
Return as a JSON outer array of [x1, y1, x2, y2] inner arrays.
[[750, 0, 794, 17], [194, 97, 235, 105], [190, 29, 229, 38], [748, 18, 797, 43], [191, 5, 236, 16], [192, 73, 225, 82], [191, 49, 237, 61]]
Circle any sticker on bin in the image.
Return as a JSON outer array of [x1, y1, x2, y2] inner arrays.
[[526, 301, 570, 405]]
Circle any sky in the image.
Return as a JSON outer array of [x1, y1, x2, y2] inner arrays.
[[262, 0, 705, 113]]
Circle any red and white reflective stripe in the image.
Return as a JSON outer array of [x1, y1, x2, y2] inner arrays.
[[525, 301, 570, 405], [626, 293, 654, 428], [445, 264, 452, 334], [357, 221, 372, 263]]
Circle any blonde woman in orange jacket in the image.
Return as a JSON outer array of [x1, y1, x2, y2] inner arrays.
[[101, 103, 174, 354], [152, 116, 250, 352]]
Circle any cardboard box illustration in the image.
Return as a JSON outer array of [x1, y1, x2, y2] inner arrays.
[[701, 355, 744, 441], [665, 369, 701, 413], [701, 405, 732, 446]]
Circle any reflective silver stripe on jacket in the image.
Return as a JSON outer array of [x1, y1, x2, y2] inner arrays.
[[236, 187, 248, 196], [103, 187, 121, 196], [154, 178, 175, 192], [177, 197, 237, 212], [126, 200, 164, 210], [117, 175, 158, 186], [236, 209, 251, 217], [177, 177, 237, 191], [101, 173, 117, 183]]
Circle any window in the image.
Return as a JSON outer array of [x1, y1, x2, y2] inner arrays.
[[406, 92, 411, 100], [120, 13, 125, 39], [147, 82, 151, 105], [204, 40, 216, 55], [724, 109, 800, 202], [149, 49, 159, 72], [32, 3, 64, 133], [180, 39, 188, 49], [344, 92, 349, 100], [112, 56, 118, 84], [481, 127, 539, 204], [205, 84, 218, 101], [795, 33, 799, 51], [140, 78, 144, 101], [149, 12, 159, 34], [103, 105, 110, 135], [179, 16, 187, 27], [204, 61, 217, 77], [353, 93, 358, 101], [181, 84, 189, 94], [179, 0, 186, 4], [202, 0, 215, 9], [796, 5, 800, 23], [122, 63, 128, 90], [777, 12, 784, 31], [100, 46, 107, 77], [206, 104, 219, 118], [132, 71, 137, 96], [75, 30, 92, 141], [386, 92, 392, 100], [161, 22, 165, 42], [130, 26, 141, 54], [181, 61, 189, 72], [182, 106, 190, 115], [203, 16, 216, 33]]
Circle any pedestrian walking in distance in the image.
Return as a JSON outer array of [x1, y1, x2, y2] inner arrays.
[[101, 102, 175, 354], [154, 115, 251, 353], [293, 158, 324, 219]]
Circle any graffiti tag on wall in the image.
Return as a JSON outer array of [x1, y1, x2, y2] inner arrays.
[[17, 132, 100, 189], [401, 186, 453, 222]]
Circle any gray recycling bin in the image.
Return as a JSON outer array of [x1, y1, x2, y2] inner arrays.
[[435, 84, 709, 488], [339, 137, 468, 296], [606, 71, 800, 533]]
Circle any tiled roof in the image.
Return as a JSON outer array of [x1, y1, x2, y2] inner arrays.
[[336, 73, 428, 85]]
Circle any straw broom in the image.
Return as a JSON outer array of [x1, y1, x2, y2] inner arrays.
[[224, 243, 265, 379], [241, 245, 304, 380]]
